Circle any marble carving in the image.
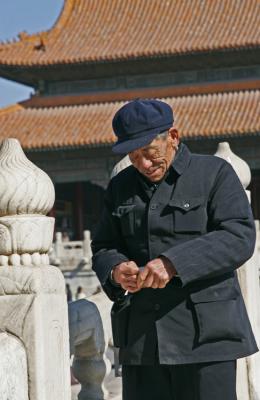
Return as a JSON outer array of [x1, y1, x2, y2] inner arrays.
[[0, 332, 29, 400], [0, 138, 70, 400], [0, 139, 54, 266]]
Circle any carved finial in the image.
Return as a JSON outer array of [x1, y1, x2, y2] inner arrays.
[[0, 139, 55, 266], [214, 142, 251, 189], [34, 35, 46, 51], [0, 138, 55, 217], [18, 31, 29, 41]]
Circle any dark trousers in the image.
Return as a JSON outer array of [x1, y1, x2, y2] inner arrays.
[[122, 360, 237, 400]]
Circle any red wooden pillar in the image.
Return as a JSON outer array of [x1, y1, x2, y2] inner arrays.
[[75, 182, 84, 240]]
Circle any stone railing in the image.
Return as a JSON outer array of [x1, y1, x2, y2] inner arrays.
[[51, 230, 92, 268], [50, 230, 100, 300], [0, 139, 71, 400]]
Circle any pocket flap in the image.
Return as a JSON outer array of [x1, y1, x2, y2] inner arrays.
[[112, 204, 136, 218], [190, 285, 239, 303], [169, 196, 204, 212]]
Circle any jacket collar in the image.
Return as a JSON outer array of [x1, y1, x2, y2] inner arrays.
[[171, 143, 191, 176]]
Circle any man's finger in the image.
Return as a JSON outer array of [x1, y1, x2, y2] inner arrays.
[[151, 280, 159, 289], [122, 280, 139, 290], [120, 263, 139, 274], [137, 273, 145, 288], [123, 274, 138, 282], [126, 283, 138, 289], [138, 266, 150, 282], [158, 278, 168, 289], [142, 274, 154, 288]]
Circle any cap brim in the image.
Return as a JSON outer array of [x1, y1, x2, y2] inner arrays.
[[112, 124, 172, 154]]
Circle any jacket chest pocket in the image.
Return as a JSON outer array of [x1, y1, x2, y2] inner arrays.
[[112, 205, 136, 236], [169, 196, 207, 233], [190, 285, 243, 344]]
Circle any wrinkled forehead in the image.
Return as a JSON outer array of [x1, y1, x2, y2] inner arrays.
[[129, 132, 168, 155]]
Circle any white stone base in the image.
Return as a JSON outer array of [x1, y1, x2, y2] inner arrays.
[[0, 265, 71, 400]]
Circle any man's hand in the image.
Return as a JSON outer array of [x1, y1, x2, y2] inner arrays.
[[137, 257, 177, 289], [112, 261, 140, 293]]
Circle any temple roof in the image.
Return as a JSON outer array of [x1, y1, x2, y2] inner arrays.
[[0, 0, 259, 67], [0, 90, 259, 150]]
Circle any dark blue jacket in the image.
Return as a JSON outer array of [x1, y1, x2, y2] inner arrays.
[[92, 143, 258, 365]]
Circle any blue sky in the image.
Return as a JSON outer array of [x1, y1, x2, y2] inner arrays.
[[0, 0, 64, 108]]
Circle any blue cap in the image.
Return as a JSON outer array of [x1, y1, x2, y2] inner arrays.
[[112, 99, 174, 154]]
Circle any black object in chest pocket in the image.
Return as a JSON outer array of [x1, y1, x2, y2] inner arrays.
[[169, 196, 206, 233], [112, 204, 136, 236]]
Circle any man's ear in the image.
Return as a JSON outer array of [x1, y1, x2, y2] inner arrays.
[[169, 127, 179, 146]]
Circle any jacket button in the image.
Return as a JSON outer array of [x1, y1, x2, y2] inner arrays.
[[183, 203, 190, 209], [154, 304, 160, 311], [150, 204, 158, 210]]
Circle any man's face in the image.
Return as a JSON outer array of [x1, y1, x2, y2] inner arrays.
[[128, 129, 179, 182]]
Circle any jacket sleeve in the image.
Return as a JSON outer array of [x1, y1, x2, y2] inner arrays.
[[91, 180, 128, 300], [161, 161, 256, 286]]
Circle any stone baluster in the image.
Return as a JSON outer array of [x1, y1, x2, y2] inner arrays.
[[82, 229, 92, 266], [69, 291, 113, 400], [215, 142, 260, 400], [53, 231, 63, 265], [0, 138, 71, 400]]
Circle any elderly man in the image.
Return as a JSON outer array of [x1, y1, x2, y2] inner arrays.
[[91, 99, 257, 400]]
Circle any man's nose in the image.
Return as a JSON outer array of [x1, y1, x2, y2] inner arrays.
[[140, 157, 152, 169]]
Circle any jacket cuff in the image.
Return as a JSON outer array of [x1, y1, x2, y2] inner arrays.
[[92, 253, 129, 285], [161, 248, 193, 286], [108, 268, 122, 287]]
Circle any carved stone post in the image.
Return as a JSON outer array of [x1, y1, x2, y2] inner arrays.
[[0, 139, 71, 400], [215, 142, 260, 400]]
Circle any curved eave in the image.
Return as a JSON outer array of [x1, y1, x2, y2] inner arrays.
[[0, 90, 259, 151], [0, 0, 259, 69], [0, 43, 260, 69]]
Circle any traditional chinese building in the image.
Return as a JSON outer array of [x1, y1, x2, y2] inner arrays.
[[0, 0, 259, 240]]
